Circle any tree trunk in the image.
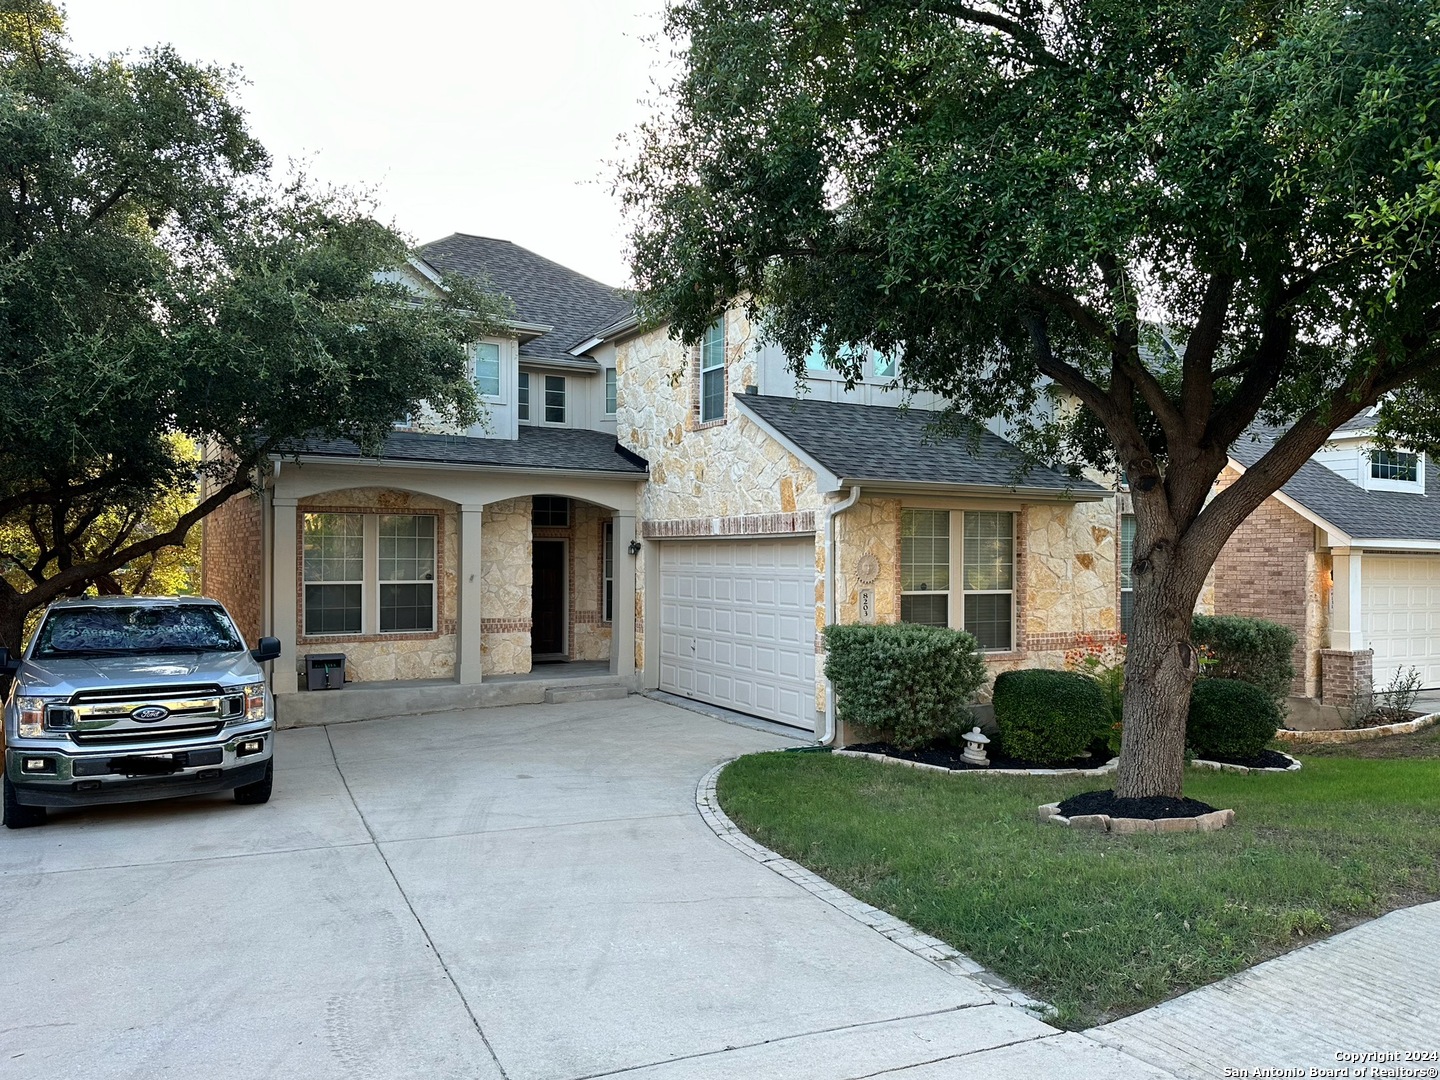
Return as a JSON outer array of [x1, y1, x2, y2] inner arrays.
[[0, 601, 27, 657], [1114, 553, 1206, 800]]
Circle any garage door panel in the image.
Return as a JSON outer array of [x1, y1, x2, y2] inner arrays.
[[659, 538, 816, 730], [1364, 554, 1440, 688]]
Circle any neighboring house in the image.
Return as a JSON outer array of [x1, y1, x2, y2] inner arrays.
[[203, 235, 1129, 737], [1210, 413, 1439, 709]]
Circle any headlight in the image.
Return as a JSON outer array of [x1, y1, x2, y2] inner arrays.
[[17, 697, 67, 740], [244, 683, 267, 722]]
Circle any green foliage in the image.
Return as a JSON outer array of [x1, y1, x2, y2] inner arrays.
[[1187, 678, 1282, 761], [823, 622, 987, 750], [0, 4, 511, 647], [1192, 615, 1296, 708], [991, 669, 1109, 765]]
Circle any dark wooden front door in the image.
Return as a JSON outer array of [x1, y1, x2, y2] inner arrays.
[[532, 541, 566, 657]]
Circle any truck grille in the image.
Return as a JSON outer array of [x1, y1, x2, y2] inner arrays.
[[58, 684, 241, 744], [68, 683, 224, 705], [71, 722, 226, 744]]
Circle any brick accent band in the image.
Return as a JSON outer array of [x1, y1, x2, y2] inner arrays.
[[1027, 631, 1126, 652], [481, 618, 532, 633], [642, 511, 818, 539]]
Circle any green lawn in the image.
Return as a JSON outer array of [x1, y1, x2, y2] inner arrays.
[[716, 749, 1440, 1029], [1297, 722, 1440, 759]]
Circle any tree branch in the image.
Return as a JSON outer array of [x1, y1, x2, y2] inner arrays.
[[924, 2, 1069, 67]]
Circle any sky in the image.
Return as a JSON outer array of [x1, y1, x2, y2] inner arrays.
[[62, 0, 668, 287]]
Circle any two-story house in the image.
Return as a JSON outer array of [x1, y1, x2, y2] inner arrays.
[[202, 234, 1128, 737], [1211, 415, 1440, 711]]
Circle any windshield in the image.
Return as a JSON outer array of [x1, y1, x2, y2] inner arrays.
[[33, 605, 244, 659]]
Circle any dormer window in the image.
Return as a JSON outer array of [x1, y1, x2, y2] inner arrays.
[[1366, 448, 1425, 493], [473, 342, 501, 399], [1371, 451, 1418, 483]]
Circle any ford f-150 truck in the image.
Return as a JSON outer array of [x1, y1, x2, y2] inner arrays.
[[1, 596, 280, 828]]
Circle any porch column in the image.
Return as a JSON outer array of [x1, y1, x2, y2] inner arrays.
[[1330, 548, 1364, 651], [457, 504, 484, 685], [270, 498, 300, 695], [610, 513, 637, 678]]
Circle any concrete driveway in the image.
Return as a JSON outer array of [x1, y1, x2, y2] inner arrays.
[[0, 696, 1171, 1080]]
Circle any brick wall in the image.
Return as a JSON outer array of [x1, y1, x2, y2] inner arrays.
[[201, 491, 263, 644], [1321, 648, 1373, 706], [1211, 469, 1315, 695]]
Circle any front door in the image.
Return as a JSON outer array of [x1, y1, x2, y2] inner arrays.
[[532, 540, 567, 658]]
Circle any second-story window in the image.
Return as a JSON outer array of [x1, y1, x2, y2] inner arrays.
[[872, 349, 897, 379], [699, 319, 725, 423], [1371, 450, 1418, 482], [545, 375, 566, 424], [604, 368, 618, 415], [474, 342, 501, 398], [518, 372, 529, 421]]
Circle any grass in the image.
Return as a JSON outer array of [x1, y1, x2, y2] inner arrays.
[[716, 748, 1440, 1029]]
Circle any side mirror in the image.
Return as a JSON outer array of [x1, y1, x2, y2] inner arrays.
[[0, 647, 17, 676], [250, 637, 282, 663]]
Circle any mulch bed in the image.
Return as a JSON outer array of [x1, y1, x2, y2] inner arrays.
[[1195, 748, 1295, 769], [1352, 709, 1423, 729], [844, 741, 1113, 772], [1058, 789, 1218, 820]]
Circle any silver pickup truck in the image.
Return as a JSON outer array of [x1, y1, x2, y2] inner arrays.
[[1, 596, 280, 828]]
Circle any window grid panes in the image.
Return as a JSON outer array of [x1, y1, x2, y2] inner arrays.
[[700, 320, 725, 422], [534, 496, 570, 528], [962, 511, 1014, 650], [804, 339, 829, 371], [544, 375, 566, 424], [603, 522, 614, 622], [1371, 450, 1418, 482], [871, 349, 897, 379], [303, 513, 363, 635], [900, 509, 950, 628], [604, 368, 617, 415], [1120, 513, 1136, 638], [518, 371, 529, 421], [378, 515, 436, 633], [474, 341, 501, 398]]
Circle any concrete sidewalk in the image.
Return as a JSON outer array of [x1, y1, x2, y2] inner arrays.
[[1089, 902, 1440, 1079]]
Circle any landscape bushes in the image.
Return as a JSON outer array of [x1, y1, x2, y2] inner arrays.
[[991, 668, 1109, 764], [1186, 678, 1281, 760], [1191, 614, 1296, 708], [824, 623, 987, 750]]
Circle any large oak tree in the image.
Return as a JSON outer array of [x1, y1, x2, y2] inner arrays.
[[618, 0, 1440, 797], [0, 3, 507, 651]]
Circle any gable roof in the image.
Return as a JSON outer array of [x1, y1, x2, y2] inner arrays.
[[417, 234, 633, 361], [737, 395, 1106, 498], [1229, 430, 1440, 543], [281, 427, 648, 477]]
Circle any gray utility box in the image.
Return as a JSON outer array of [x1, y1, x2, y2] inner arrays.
[[305, 653, 347, 691]]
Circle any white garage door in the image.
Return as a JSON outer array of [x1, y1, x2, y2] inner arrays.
[[1363, 554, 1440, 689], [659, 539, 817, 729]]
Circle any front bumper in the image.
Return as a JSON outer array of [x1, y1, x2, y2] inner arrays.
[[6, 722, 274, 807]]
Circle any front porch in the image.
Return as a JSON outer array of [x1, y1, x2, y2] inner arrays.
[[275, 661, 634, 727]]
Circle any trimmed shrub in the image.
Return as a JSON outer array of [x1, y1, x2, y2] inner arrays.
[[991, 668, 1109, 765], [1186, 677, 1281, 760], [1191, 614, 1296, 708], [824, 623, 987, 750]]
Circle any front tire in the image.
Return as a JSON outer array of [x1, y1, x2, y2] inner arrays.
[[3, 774, 48, 828], [233, 759, 273, 805]]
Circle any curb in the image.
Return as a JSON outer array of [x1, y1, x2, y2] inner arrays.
[[1190, 751, 1303, 774], [833, 748, 1119, 778], [1275, 712, 1440, 745], [696, 758, 1046, 1013]]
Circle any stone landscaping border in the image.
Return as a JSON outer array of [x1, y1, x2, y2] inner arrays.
[[1190, 751, 1302, 774], [696, 758, 1045, 1011], [834, 748, 1118, 778], [1038, 802, 1235, 834], [1274, 712, 1440, 745]]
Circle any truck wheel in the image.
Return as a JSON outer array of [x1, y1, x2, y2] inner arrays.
[[233, 760, 273, 805], [3, 775, 47, 829]]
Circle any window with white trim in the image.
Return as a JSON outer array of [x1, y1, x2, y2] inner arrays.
[[544, 374, 566, 424], [1120, 513, 1136, 638], [518, 371, 530, 421], [603, 521, 614, 621], [699, 320, 725, 422], [1371, 450, 1418, 482], [604, 368, 617, 415], [473, 341, 501, 398], [303, 513, 364, 635], [900, 508, 1015, 651], [378, 514, 436, 633], [871, 349, 897, 379]]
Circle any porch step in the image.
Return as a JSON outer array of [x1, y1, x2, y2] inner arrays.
[[544, 685, 630, 704]]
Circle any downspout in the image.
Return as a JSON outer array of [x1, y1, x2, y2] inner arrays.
[[822, 485, 862, 745]]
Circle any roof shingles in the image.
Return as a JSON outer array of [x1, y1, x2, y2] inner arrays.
[[285, 428, 648, 476]]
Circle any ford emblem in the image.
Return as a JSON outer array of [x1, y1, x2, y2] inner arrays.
[[131, 706, 170, 723]]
